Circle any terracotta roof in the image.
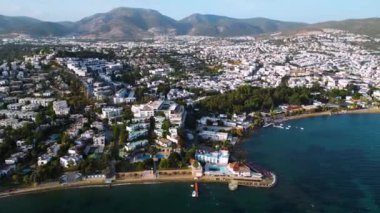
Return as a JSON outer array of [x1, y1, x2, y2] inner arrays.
[[229, 162, 250, 173]]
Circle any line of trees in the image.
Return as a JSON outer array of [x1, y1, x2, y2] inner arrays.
[[197, 84, 354, 116], [197, 85, 318, 115]]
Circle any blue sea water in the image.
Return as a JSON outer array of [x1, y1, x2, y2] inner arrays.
[[0, 114, 380, 213]]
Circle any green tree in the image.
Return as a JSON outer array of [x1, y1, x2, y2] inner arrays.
[[192, 160, 200, 168], [25, 62, 33, 70], [79, 156, 107, 175], [115, 160, 132, 172], [161, 119, 171, 137], [47, 102, 56, 119], [35, 112, 45, 125], [159, 159, 170, 169], [252, 112, 264, 128], [184, 146, 196, 163], [157, 83, 171, 96], [119, 126, 126, 145], [135, 162, 146, 171], [122, 107, 134, 121], [60, 133, 70, 145], [353, 92, 362, 100], [168, 152, 182, 168]]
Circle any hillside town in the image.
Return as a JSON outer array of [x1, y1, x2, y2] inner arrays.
[[0, 29, 380, 189]]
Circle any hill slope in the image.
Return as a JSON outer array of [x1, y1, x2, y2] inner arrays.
[[75, 7, 182, 39], [0, 8, 378, 39], [0, 15, 71, 36], [180, 14, 307, 36], [310, 18, 380, 37]]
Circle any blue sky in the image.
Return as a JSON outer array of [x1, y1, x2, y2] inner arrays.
[[0, 0, 378, 23]]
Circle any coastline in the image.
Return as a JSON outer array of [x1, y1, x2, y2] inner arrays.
[[284, 107, 380, 122], [0, 177, 196, 199], [1, 107, 379, 200], [0, 168, 276, 199]]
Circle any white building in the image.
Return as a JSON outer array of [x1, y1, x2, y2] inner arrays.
[[167, 128, 179, 144], [91, 121, 105, 131], [67, 63, 88, 77], [16, 140, 26, 149], [19, 98, 55, 107], [373, 90, 380, 100], [5, 157, 18, 165], [128, 130, 148, 141], [131, 104, 155, 118], [199, 130, 229, 142], [124, 140, 148, 152], [113, 89, 136, 104], [195, 150, 229, 165], [47, 144, 61, 157], [53, 100, 70, 116], [166, 103, 185, 126], [38, 154, 52, 166], [60, 154, 82, 168], [131, 100, 185, 126], [101, 107, 123, 119], [21, 104, 40, 112], [93, 135, 106, 147], [155, 138, 172, 148], [126, 123, 150, 132]]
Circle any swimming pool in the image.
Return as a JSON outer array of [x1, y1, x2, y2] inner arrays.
[[205, 164, 231, 176], [155, 153, 165, 159], [132, 153, 152, 163]]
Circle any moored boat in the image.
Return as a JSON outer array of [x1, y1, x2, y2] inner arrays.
[[192, 190, 198, 197]]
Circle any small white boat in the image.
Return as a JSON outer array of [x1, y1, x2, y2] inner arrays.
[[263, 123, 273, 128], [300, 127, 304, 130], [192, 190, 198, 197], [190, 184, 194, 187]]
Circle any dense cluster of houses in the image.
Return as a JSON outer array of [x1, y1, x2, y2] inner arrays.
[[121, 100, 185, 161]]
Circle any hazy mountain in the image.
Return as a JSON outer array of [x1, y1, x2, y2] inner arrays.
[[0, 15, 71, 36], [0, 7, 378, 39], [180, 14, 307, 36], [180, 14, 263, 36], [75, 7, 182, 39], [310, 18, 380, 38]]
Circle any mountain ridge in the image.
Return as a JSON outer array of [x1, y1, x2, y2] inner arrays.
[[309, 18, 380, 38], [0, 7, 379, 39]]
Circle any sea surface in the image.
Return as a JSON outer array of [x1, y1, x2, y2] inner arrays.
[[1, 114, 380, 213]]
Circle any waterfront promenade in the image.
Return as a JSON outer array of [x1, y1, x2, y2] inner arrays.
[[0, 169, 276, 198]]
